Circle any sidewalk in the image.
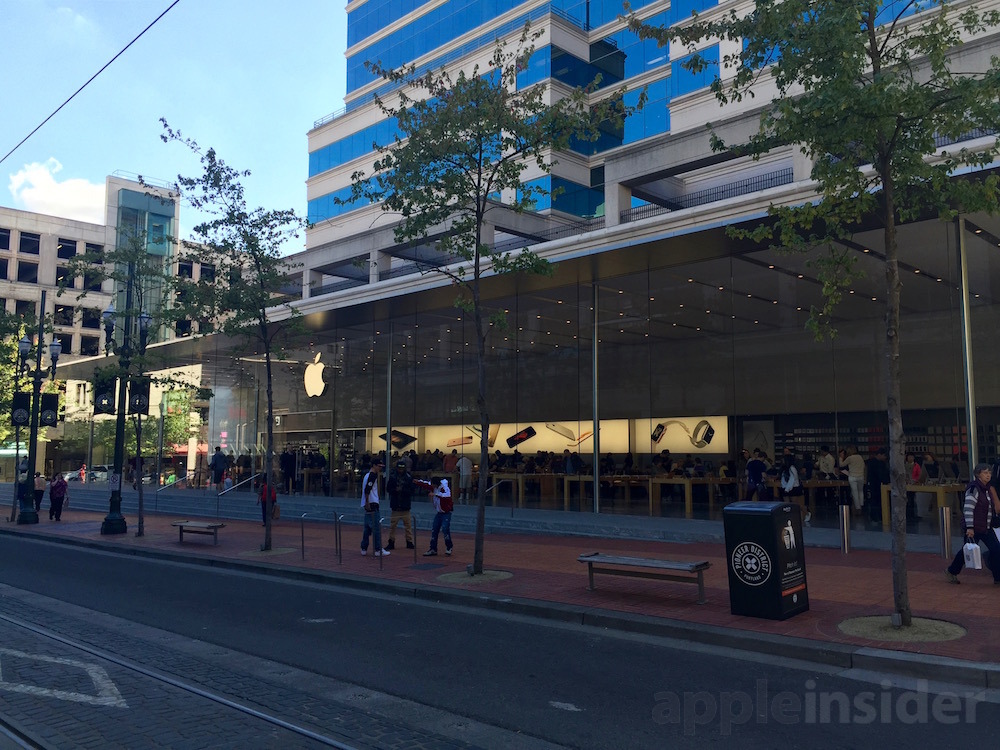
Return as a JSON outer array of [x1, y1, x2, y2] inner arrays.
[[2, 497, 998, 687]]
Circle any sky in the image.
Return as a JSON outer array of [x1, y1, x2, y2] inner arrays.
[[0, 0, 346, 253]]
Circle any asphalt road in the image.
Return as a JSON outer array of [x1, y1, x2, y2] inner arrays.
[[0, 536, 997, 748]]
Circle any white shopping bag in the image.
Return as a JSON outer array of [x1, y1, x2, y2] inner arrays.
[[964, 542, 983, 570]]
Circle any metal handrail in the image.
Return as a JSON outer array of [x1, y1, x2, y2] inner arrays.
[[155, 474, 189, 494], [218, 473, 260, 497]]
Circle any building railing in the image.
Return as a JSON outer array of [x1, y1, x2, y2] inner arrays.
[[620, 167, 794, 224]]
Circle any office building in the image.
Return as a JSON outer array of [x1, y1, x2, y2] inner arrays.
[[62, 3, 1000, 520]]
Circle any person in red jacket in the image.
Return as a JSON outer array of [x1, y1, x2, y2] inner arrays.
[[258, 478, 276, 526]]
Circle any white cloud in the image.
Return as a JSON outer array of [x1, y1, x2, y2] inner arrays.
[[8, 159, 104, 224]]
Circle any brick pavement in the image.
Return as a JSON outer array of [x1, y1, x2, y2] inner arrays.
[[4, 508, 997, 667]]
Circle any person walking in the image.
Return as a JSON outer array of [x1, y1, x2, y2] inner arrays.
[[208, 447, 227, 493], [49, 473, 68, 521], [423, 476, 453, 556], [33, 472, 47, 513], [840, 446, 866, 515], [947, 463, 1000, 584], [385, 461, 415, 550], [743, 450, 768, 501], [257, 476, 277, 526], [456, 453, 473, 503], [360, 459, 389, 556]]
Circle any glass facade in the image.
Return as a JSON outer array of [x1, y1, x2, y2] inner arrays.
[[184, 214, 998, 529]]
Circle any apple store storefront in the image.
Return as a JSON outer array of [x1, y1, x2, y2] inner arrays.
[[151, 213, 1000, 531]]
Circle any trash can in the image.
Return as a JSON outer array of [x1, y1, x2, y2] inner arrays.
[[723, 501, 809, 620]]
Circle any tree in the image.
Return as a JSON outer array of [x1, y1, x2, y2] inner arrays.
[[158, 119, 308, 552], [59, 227, 191, 536], [631, 0, 1000, 624], [349, 26, 632, 574]]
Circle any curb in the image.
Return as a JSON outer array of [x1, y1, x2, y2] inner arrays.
[[3, 525, 996, 689]]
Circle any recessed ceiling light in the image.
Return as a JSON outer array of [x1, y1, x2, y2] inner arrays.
[[914, 269, 921, 274], [768, 265, 775, 269], [936, 278, 942, 282]]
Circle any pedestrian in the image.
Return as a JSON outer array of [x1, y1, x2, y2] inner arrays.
[[49, 473, 68, 521], [360, 459, 389, 556], [257, 476, 277, 526], [208, 446, 227, 493], [840, 445, 866, 515], [743, 450, 768, 501], [33, 472, 47, 513], [385, 461, 415, 550], [78, 463, 87, 483], [947, 463, 1000, 584], [456, 453, 473, 503], [423, 476, 453, 557]]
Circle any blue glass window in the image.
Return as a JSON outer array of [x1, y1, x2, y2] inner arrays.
[[623, 78, 668, 144], [670, 44, 718, 99], [592, 11, 668, 80], [589, 0, 659, 28], [309, 117, 401, 177], [669, 0, 718, 24], [518, 175, 602, 217], [348, 0, 435, 47], [307, 184, 372, 224]]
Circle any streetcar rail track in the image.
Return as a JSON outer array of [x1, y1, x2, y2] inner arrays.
[[0, 612, 360, 750]]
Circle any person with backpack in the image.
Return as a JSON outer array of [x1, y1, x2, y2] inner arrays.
[[385, 460, 416, 550], [360, 459, 389, 556]]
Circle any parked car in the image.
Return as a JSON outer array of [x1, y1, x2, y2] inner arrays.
[[89, 465, 111, 482]]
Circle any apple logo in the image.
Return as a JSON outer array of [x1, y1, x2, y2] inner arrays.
[[304, 353, 327, 397]]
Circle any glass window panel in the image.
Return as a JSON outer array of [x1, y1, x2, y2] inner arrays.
[[19, 232, 40, 255]]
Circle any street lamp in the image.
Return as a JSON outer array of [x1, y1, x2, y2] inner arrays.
[[99, 296, 152, 536], [14, 290, 61, 525]]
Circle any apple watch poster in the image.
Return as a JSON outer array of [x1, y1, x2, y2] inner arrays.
[[647, 417, 727, 453]]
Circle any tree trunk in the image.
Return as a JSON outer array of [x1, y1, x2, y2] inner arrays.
[[263, 328, 275, 552], [472, 212, 489, 576], [473, 289, 489, 576], [882, 172, 912, 626]]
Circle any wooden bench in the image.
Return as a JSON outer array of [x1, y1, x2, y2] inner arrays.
[[578, 552, 711, 604], [171, 520, 226, 545]]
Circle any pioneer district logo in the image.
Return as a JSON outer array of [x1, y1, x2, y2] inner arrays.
[[731, 542, 771, 586]]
